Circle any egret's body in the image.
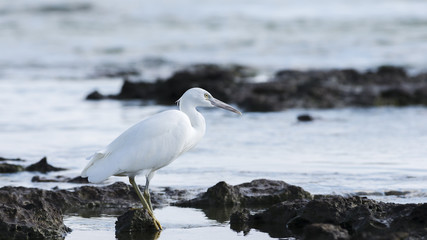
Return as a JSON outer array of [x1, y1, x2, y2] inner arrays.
[[81, 88, 241, 231]]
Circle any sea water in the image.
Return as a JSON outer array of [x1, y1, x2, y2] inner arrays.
[[1, 0, 426, 239]]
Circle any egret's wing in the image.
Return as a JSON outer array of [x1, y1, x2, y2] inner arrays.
[[81, 110, 192, 183]]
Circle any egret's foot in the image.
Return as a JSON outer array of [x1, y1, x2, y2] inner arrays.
[[153, 218, 163, 231], [128, 207, 162, 231]]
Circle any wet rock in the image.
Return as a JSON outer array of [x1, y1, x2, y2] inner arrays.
[[0, 156, 25, 162], [86, 90, 105, 100], [297, 114, 314, 122], [303, 223, 350, 240], [31, 175, 67, 183], [112, 80, 157, 100], [25, 157, 66, 173], [0, 163, 24, 173], [67, 176, 89, 183], [384, 190, 410, 196], [91, 65, 427, 111], [376, 65, 407, 78], [176, 179, 311, 208], [0, 186, 71, 239], [31, 175, 89, 184], [230, 195, 427, 239], [115, 209, 158, 235], [0, 182, 172, 239], [90, 63, 254, 104]]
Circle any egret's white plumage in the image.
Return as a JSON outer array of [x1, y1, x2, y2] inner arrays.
[[81, 87, 241, 231]]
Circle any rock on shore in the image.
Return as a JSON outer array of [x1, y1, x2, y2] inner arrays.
[[229, 194, 426, 239], [0, 179, 425, 239], [175, 179, 312, 208], [87, 65, 427, 112], [0, 182, 170, 239]]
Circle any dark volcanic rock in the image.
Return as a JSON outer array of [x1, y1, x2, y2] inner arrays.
[[303, 223, 350, 240], [0, 157, 25, 162], [0, 163, 24, 173], [230, 195, 427, 240], [176, 179, 312, 208], [115, 209, 158, 236], [31, 175, 89, 184], [89, 65, 427, 111], [25, 157, 66, 173], [0, 187, 71, 239], [0, 182, 172, 239], [67, 176, 89, 183], [86, 90, 105, 100], [297, 114, 314, 122]]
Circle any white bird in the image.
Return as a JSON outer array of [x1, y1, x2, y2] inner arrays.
[[81, 87, 241, 230]]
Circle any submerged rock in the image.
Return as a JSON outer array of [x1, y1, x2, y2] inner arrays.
[[176, 179, 312, 208], [25, 157, 67, 173]]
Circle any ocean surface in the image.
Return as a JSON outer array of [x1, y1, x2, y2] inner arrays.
[[1, 0, 426, 239]]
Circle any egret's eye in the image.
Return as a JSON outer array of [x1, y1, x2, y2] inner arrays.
[[204, 93, 209, 99]]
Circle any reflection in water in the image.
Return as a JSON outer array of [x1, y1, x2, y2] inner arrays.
[[116, 231, 161, 240], [201, 206, 239, 223]]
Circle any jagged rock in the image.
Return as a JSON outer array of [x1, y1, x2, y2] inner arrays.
[[88, 65, 427, 111], [0, 187, 71, 239], [0, 182, 171, 239], [176, 179, 312, 208], [25, 157, 66, 173], [230, 195, 427, 239], [67, 176, 89, 183]]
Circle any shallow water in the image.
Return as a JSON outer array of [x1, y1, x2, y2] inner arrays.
[[1, 0, 427, 238], [1, 79, 426, 239], [1, 79, 426, 201]]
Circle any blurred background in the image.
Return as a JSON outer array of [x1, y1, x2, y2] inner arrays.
[[0, 0, 426, 239], [1, 0, 427, 79]]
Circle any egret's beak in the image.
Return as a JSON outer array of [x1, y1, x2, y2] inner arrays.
[[210, 98, 242, 115]]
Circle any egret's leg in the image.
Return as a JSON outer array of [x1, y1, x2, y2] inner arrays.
[[129, 177, 163, 230], [144, 177, 153, 212]]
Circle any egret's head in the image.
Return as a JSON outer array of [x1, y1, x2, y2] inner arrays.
[[178, 88, 242, 115]]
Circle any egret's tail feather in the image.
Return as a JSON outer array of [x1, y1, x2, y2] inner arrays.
[[81, 151, 117, 183]]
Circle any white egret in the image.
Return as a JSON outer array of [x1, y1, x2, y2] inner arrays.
[[81, 87, 241, 230]]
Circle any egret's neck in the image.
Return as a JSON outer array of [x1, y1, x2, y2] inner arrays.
[[179, 102, 206, 135]]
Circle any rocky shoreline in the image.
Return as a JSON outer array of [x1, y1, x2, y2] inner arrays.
[[0, 177, 424, 240], [87, 64, 427, 112]]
